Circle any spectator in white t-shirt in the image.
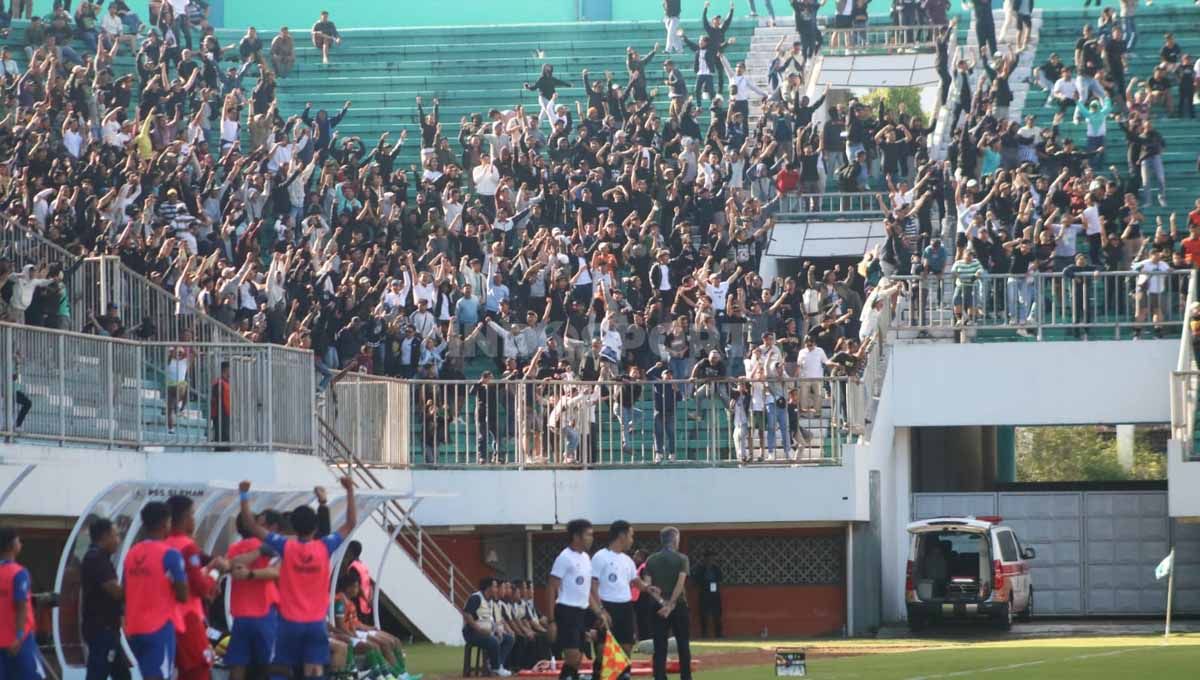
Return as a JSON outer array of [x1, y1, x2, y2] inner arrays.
[[704, 265, 743, 315], [796, 336, 828, 414], [1132, 247, 1172, 338]]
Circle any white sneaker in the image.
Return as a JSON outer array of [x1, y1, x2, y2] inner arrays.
[[496, 668, 513, 677]]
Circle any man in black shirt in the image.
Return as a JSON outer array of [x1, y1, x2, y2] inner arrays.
[[82, 519, 129, 680], [971, 0, 996, 56], [473, 372, 501, 463], [1062, 253, 1100, 339], [689, 350, 729, 454], [1103, 27, 1128, 99], [1004, 238, 1037, 334]]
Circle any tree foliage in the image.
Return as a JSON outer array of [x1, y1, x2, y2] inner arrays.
[[859, 86, 927, 127], [1016, 427, 1166, 482]]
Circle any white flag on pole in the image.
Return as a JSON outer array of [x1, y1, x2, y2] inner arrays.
[[1155, 552, 1174, 581]]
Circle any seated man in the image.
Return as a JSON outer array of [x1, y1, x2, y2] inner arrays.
[[334, 574, 417, 679], [462, 577, 515, 677]]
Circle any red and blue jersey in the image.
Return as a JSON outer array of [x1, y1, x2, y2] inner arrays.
[[263, 532, 343, 624], [227, 537, 279, 619], [123, 540, 186, 636], [0, 560, 34, 648], [165, 532, 219, 630]]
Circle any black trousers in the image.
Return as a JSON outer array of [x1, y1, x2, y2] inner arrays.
[[212, 413, 231, 451], [652, 604, 692, 680], [14, 390, 30, 428], [938, 65, 952, 109], [975, 13, 997, 55], [698, 594, 723, 638], [635, 596, 656, 643]]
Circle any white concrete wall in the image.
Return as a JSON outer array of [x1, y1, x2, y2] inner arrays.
[[861, 358, 913, 624], [1168, 439, 1200, 519], [395, 459, 869, 528], [888, 340, 1176, 426]]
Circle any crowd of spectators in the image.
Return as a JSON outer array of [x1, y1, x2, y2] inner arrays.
[[929, 4, 1197, 334], [0, 1, 900, 449], [0, 1, 1195, 456]]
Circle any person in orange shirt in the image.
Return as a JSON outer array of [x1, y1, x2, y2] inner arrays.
[[1180, 221, 1200, 266], [225, 510, 284, 680], [0, 527, 43, 680], [1188, 198, 1200, 231]]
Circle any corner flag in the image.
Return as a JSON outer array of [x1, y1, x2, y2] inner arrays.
[[600, 631, 631, 680], [1155, 551, 1174, 581]]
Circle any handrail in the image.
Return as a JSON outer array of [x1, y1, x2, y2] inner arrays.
[[316, 417, 475, 609], [86, 256, 248, 345], [323, 372, 857, 468], [890, 270, 1190, 340], [777, 192, 884, 217], [820, 24, 941, 54], [861, 284, 895, 436], [0, 321, 313, 451], [1170, 271, 1199, 456], [0, 224, 79, 268], [1176, 270, 1197, 371]]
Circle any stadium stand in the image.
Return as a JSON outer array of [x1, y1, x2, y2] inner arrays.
[[5, 2, 1200, 679]]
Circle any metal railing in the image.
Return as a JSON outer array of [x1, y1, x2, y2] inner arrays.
[[820, 24, 941, 54], [323, 374, 860, 468], [0, 224, 79, 272], [0, 322, 314, 451], [778, 192, 884, 217], [84, 256, 248, 344], [861, 288, 895, 429], [1171, 270, 1199, 459], [316, 419, 476, 609], [890, 270, 1190, 340]]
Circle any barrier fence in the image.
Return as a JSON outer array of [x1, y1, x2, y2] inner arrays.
[[821, 24, 941, 53], [321, 374, 862, 468], [891, 270, 1190, 339], [778, 191, 883, 217], [85, 256, 248, 344], [0, 322, 313, 451]]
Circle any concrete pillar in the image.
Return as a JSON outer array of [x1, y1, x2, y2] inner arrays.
[[1117, 424, 1135, 471], [882, 427, 912, 623], [996, 426, 1017, 483]]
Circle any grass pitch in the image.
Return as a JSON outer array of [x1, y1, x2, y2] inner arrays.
[[403, 633, 1200, 679]]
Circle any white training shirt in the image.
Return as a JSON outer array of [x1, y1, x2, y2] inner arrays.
[[591, 548, 637, 604], [706, 280, 731, 312], [550, 547, 592, 609], [1080, 205, 1102, 236]]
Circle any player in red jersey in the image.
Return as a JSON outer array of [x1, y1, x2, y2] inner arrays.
[[165, 495, 230, 680], [0, 527, 43, 680], [226, 510, 285, 680], [239, 477, 357, 680], [124, 502, 189, 680]]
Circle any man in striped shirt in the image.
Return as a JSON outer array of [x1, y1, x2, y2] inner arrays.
[[951, 249, 984, 325]]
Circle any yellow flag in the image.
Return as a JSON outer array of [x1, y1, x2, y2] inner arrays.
[[600, 630, 631, 680]]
